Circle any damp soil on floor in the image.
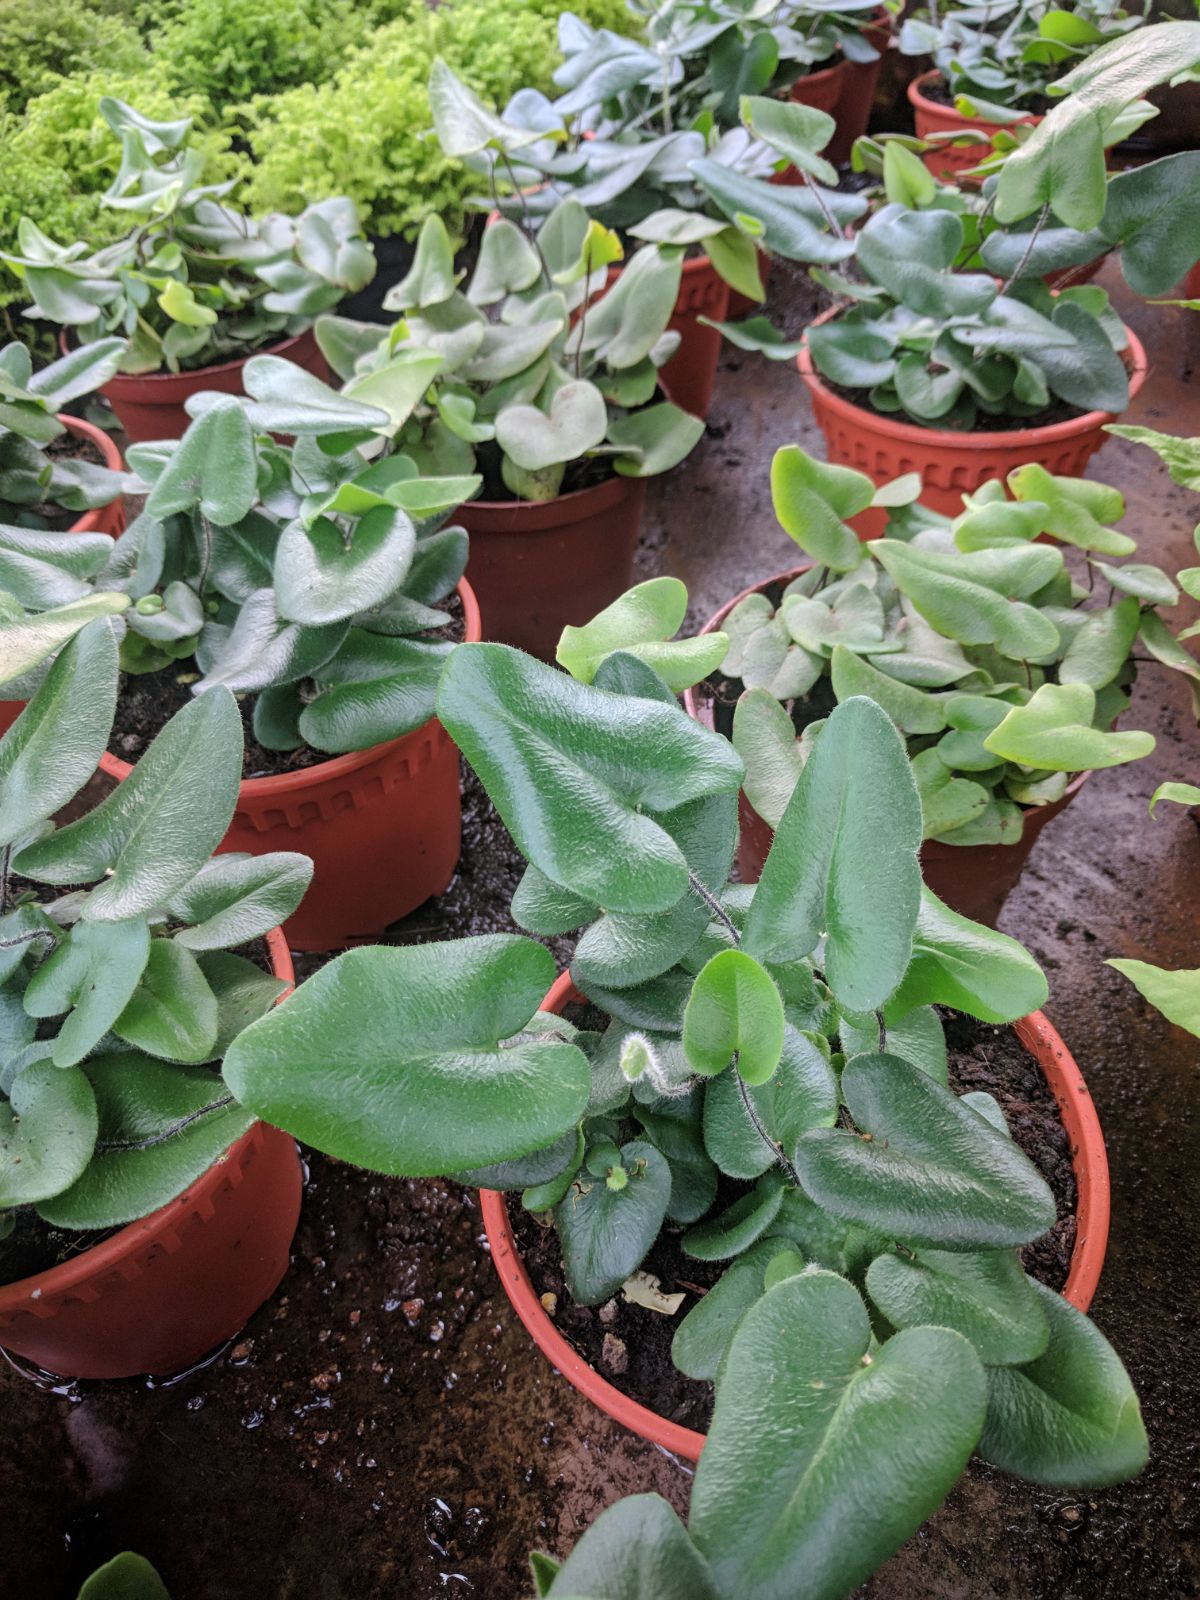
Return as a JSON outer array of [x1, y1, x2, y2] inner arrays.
[[106, 594, 465, 779], [509, 1010, 1079, 1436]]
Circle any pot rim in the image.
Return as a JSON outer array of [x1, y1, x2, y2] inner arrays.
[[456, 472, 647, 530], [907, 67, 1042, 126], [58, 414, 125, 536], [0, 927, 295, 1311], [798, 307, 1149, 448], [93, 326, 320, 392], [99, 576, 482, 791], [482, 970, 1110, 1461]]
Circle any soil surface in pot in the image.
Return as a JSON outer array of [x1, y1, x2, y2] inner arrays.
[[509, 1011, 1078, 1435], [107, 595, 465, 779], [3, 253, 1197, 1600], [919, 75, 1051, 115], [12, 427, 111, 529]]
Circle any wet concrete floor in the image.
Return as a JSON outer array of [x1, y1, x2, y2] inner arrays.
[[0, 264, 1197, 1599]]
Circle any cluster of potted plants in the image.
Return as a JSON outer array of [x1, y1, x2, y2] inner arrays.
[[1, 12, 1199, 1600]]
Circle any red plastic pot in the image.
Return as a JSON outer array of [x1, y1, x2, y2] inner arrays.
[[836, 10, 892, 159], [458, 476, 645, 661], [97, 579, 482, 952], [60, 415, 126, 538], [908, 70, 1041, 183], [684, 566, 1092, 925], [0, 930, 301, 1380], [98, 327, 329, 444], [798, 306, 1149, 528], [481, 972, 1109, 1460]]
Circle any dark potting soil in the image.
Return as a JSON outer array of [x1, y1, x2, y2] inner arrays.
[[509, 1010, 1079, 1435], [107, 595, 465, 780], [920, 74, 1052, 116], [473, 439, 615, 504], [0, 920, 275, 1289]]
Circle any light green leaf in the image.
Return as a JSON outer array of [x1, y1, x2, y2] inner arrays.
[[984, 682, 1154, 771], [683, 949, 785, 1087], [1107, 959, 1200, 1038], [744, 696, 922, 1014], [886, 888, 1049, 1024]]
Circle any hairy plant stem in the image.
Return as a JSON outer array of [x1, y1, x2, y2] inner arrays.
[[499, 149, 552, 286], [96, 1095, 235, 1153], [999, 201, 1051, 296], [735, 1063, 804, 1188], [687, 871, 739, 939], [0, 846, 10, 917], [0, 927, 59, 954]]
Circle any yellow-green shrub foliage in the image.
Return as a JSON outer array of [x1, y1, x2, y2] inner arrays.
[[242, 0, 639, 240]]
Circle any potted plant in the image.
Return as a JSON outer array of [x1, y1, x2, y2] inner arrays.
[[0, 358, 484, 951], [0, 622, 312, 1379], [0, 337, 128, 538], [317, 204, 706, 658], [674, 445, 1196, 924], [897, 0, 1147, 181], [427, 53, 866, 415], [0, 97, 377, 443], [585, 0, 892, 162], [222, 626, 1144, 1594]]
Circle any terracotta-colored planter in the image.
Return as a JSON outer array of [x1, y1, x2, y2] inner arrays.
[[99, 327, 329, 444], [98, 579, 482, 952], [798, 307, 1149, 527], [0, 930, 301, 1380], [908, 70, 1041, 183], [482, 972, 1109, 1460], [458, 476, 645, 661], [836, 10, 891, 159], [605, 253, 728, 419], [685, 565, 1093, 925], [60, 416, 126, 538]]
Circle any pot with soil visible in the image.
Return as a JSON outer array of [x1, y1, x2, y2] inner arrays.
[[676, 444, 1186, 926], [2, 104, 374, 448], [101, 579, 483, 952], [0, 664, 313, 1380], [908, 71, 1041, 183], [98, 327, 331, 445], [458, 477, 646, 661], [480, 976, 1110, 1460], [798, 305, 1149, 526], [225, 637, 1147, 1585], [55, 417, 126, 537]]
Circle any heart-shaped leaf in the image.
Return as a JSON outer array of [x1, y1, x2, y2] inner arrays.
[[683, 949, 785, 1087], [886, 888, 1049, 1023], [114, 939, 219, 1063], [794, 1054, 1057, 1249], [744, 696, 922, 1013], [274, 505, 417, 626], [771, 446, 872, 573], [436, 643, 743, 915], [224, 936, 591, 1175], [979, 1279, 1148, 1486], [555, 1137, 672, 1304], [495, 379, 608, 472], [544, 1495, 718, 1600], [866, 1247, 1049, 1366], [872, 539, 1062, 660], [167, 852, 313, 951], [689, 1270, 987, 1600], [145, 397, 258, 525], [703, 1025, 838, 1179], [24, 916, 151, 1069], [985, 681, 1154, 770]]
